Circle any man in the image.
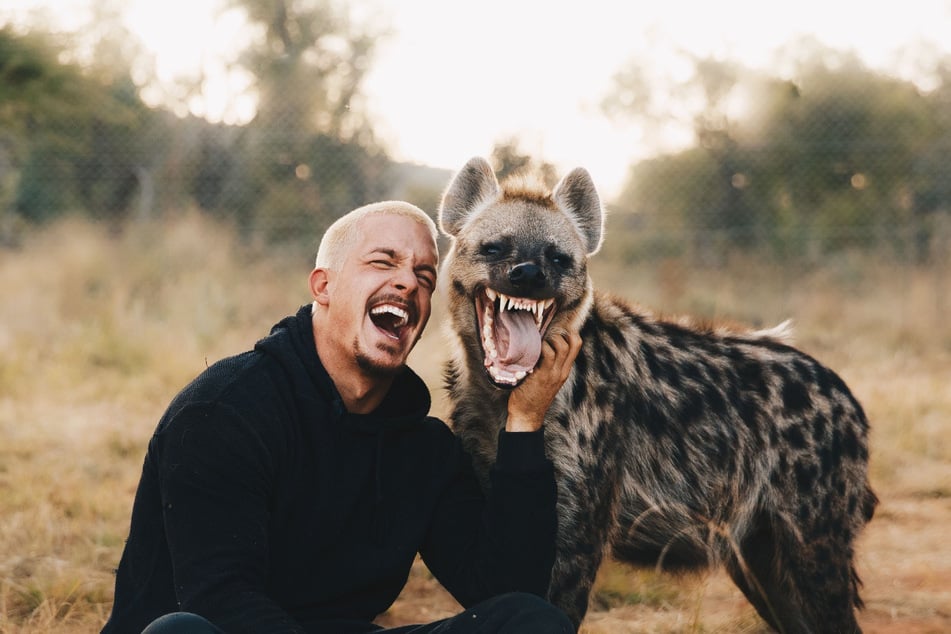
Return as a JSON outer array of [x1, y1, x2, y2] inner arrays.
[[102, 201, 581, 633]]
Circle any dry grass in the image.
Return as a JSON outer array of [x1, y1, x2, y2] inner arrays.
[[0, 213, 304, 633], [1, 214, 948, 633]]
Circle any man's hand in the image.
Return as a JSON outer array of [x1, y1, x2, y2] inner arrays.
[[505, 328, 583, 432]]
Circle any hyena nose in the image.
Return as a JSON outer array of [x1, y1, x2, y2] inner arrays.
[[508, 263, 546, 290]]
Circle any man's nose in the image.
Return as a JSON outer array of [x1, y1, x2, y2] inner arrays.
[[392, 265, 418, 293]]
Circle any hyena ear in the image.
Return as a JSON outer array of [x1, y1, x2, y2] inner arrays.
[[552, 167, 604, 255], [439, 157, 501, 237]]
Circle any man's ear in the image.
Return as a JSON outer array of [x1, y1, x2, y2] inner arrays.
[[309, 268, 331, 306]]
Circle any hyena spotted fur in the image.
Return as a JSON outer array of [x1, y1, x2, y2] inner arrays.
[[438, 157, 877, 633]]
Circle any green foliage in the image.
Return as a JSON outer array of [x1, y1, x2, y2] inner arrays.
[[2, 1, 393, 243], [0, 28, 85, 129], [606, 45, 951, 265], [183, 0, 394, 242], [0, 29, 86, 227], [232, 0, 384, 140], [0, 27, 169, 227]]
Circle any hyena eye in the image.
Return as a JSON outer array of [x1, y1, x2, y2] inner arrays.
[[479, 242, 505, 257], [549, 251, 573, 270]]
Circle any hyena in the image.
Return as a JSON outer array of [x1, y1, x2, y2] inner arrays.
[[438, 157, 877, 633]]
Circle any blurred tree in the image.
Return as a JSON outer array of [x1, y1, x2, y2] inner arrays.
[[1, 23, 167, 233], [0, 28, 90, 132], [210, 0, 392, 243], [70, 76, 167, 228], [234, 0, 380, 142], [3, 0, 399, 246], [604, 55, 756, 263], [490, 138, 558, 188], [605, 42, 949, 263], [0, 27, 94, 229], [911, 59, 951, 262]]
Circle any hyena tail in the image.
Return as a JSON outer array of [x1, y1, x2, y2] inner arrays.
[[752, 319, 795, 344]]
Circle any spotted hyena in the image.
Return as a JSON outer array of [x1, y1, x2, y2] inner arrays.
[[438, 157, 877, 633]]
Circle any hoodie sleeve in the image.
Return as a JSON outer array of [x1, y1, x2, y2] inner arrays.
[[153, 402, 306, 634], [419, 429, 558, 606]]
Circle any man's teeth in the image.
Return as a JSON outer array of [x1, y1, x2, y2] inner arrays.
[[484, 289, 553, 329], [371, 304, 408, 327]]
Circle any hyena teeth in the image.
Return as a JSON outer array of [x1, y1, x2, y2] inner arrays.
[[496, 292, 546, 320], [487, 365, 519, 385], [488, 290, 550, 331], [482, 298, 500, 355]]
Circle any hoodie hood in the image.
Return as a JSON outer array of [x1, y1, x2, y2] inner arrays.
[[253, 304, 432, 431]]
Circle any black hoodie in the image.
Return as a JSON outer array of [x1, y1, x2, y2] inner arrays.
[[102, 305, 558, 634]]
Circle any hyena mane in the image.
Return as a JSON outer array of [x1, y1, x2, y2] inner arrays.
[[438, 157, 878, 633]]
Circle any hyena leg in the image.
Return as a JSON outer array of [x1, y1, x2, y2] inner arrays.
[[726, 514, 863, 634], [725, 513, 812, 634], [548, 538, 606, 630], [547, 484, 617, 629], [792, 537, 864, 634]]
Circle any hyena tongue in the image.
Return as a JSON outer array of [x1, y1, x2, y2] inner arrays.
[[496, 309, 542, 371]]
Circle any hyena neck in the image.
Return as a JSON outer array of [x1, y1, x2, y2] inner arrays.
[[444, 354, 508, 491], [569, 280, 596, 332]]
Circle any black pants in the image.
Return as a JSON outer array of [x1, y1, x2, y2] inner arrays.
[[141, 592, 574, 633]]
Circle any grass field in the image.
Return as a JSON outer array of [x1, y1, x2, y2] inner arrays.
[[1, 213, 948, 632]]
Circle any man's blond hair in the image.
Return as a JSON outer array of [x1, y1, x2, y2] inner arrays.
[[315, 201, 438, 271]]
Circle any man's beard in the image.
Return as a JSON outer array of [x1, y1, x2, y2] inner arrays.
[[354, 340, 404, 378]]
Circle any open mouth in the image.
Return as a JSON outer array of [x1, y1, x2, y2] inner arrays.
[[370, 301, 413, 340], [476, 287, 556, 386]]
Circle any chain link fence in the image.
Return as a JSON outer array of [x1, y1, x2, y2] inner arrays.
[[2, 24, 949, 313], [5, 105, 951, 259]]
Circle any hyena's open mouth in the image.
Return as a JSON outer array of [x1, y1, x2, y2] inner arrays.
[[475, 287, 556, 387]]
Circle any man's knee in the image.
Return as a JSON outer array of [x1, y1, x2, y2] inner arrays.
[[141, 612, 223, 634]]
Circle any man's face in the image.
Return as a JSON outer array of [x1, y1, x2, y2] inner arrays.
[[316, 215, 438, 377]]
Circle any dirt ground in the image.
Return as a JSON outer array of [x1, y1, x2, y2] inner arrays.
[[376, 492, 951, 633]]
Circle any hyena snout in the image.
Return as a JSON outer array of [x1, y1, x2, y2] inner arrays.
[[508, 262, 547, 291]]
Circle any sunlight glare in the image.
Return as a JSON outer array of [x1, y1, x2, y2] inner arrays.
[[5, 0, 951, 196], [124, 0, 256, 124]]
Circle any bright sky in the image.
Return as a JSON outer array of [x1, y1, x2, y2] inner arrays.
[[5, 0, 951, 197], [362, 0, 951, 196]]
